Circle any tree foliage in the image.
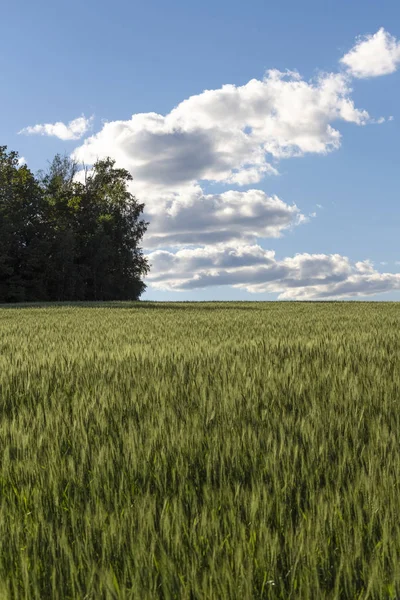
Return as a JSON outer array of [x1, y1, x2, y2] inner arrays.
[[0, 147, 149, 302]]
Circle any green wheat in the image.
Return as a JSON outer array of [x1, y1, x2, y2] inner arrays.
[[1, 301, 400, 599]]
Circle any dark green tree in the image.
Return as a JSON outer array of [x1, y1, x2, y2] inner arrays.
[[38, 154, 82, 301], [0, 148, 149, 302], [0, 147, 49, 302], [73, 157, 149, 301]]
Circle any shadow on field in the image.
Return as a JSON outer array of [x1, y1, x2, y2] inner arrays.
[[0, 300, 375, 311], [0, 300, 267, 311]]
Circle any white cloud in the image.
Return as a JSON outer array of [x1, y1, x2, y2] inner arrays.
[[17, 156, 26, 166], [340, 28, 400, 78], [72, 69, 370, 196], [71, 67, 374, 259], [19, 115, 93, 141], [146, 244, 400, 299], [144, 188, 306, 248], [66, 34, 398, 298]]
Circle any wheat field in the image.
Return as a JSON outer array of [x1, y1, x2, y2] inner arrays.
[[1, 302, 400, 599]]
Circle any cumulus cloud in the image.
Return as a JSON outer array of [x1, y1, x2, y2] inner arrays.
[[144, 188, 306, 248], [146, 244, 400, 299], [19, 115, 93, 141], [72, 69, 370, 196], [340, 28, 400, 78], [67, 33, 398, 298], [70, 67, 376, 257]]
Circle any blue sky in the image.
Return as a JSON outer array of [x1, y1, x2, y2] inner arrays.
[[2, 0, 400, 300]]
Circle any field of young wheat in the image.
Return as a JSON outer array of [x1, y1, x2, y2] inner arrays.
[[1, 301, 400, 599]]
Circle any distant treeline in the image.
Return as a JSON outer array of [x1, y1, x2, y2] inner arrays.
[[0, 146, 149, 303]]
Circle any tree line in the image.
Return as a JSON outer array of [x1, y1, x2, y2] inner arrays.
[[0, 146, 149, 303]]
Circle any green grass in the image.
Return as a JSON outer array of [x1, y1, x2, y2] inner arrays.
[[1, 301, 400, 599]]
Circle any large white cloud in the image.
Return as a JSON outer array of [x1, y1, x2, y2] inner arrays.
[[19, 115, 93, 141], [146, 244, 400, 299], [72, 69, 370, 195], [340, 28, 400, 78], [70, 67, 375, 255], [63, 32, 398, 298]]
